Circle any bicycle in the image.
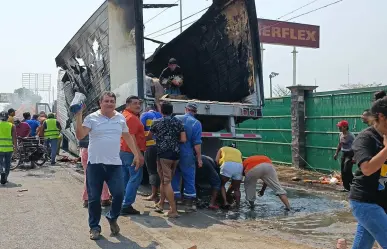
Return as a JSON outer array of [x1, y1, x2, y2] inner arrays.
[[11, 137, 49, 170]]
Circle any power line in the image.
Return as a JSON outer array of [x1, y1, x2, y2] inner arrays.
[[149, 0, 344, 42], [145, 6, 210, 37], [150, 20, 197, 39], [144, 0, 179, 25], [276, 0, 321, 20], [286, 0, 344, 22]]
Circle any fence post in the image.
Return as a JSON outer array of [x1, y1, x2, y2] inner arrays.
[[287, 85, 318, 169]]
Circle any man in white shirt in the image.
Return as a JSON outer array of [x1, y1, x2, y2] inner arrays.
[[75, 91, 144, 240]]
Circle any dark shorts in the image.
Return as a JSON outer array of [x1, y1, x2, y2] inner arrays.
[[145, 146, 160, 186]]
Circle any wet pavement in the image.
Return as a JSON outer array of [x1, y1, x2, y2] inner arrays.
[[197, 184, 357, 248]]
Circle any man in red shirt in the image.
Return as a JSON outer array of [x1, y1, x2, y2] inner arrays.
[[120, 96, 146, 215], [15, 119, 30, 138]]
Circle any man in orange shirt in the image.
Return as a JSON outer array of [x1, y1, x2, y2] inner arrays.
[[120, 96, 146, 215], [243, 155, 290, 211]]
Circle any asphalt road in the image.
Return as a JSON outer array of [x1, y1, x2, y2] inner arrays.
[[0, 166, 316, 249]]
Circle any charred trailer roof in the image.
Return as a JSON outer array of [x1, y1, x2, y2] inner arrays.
[[55, 0, 142, 115], [146, 0, 263, 104]]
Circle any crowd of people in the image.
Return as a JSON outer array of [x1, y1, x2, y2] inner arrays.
[[75, 91, 291, 240], [0, 108, 62, 184]]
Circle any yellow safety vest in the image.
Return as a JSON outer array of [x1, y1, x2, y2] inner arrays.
[[44, 118, 60, 139], [219, 147, 242, 165], [0, 122, 14, 152]]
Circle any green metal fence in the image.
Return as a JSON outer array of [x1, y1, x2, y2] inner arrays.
[[305, 87, 384, 171], [223, 97, 292, 165], [223, 86, 386, 172]]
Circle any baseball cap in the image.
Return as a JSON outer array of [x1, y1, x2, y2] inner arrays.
[[168, 58, 177, 64], [337, 120, 349, 127], [186, 103, 198, 112]]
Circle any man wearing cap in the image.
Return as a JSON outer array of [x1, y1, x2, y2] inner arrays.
[[159, 58, 184, 95], [334, 120, 355, 191], [172, 103, 202, 211]]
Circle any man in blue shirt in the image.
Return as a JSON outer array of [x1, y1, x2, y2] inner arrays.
[[172, 103, 202, 211], [23, 112, 40, 137], [140, 105, 162, 202]]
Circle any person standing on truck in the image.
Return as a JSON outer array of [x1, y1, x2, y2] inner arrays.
[[75, 91, 143, 240], [172, 103, 202, 211], [120, 96, 146, 216], [7, 108, 15, 124], [150, 102, 186, 218], [42, 113, 61, 165], [242, 155, 291, 210], [0, 111, 16, 185], [140, 105, 162, 203], [159, 58, 184, 96], [215, 144, 243, 208], [334, 120, 355, 192], [23, 113, 40, 137]]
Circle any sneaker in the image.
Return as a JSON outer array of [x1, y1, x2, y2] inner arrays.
[[0, 173, 6, 185], [101, 200, 111, 207], [107, 219, 120, 236], [89, 229, 101, 240], [120, 205, 140, 215]]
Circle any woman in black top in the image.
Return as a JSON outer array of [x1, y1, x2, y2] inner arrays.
[[351, 96, 387, 249]]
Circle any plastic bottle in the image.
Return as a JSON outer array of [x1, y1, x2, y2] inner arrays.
[[70, 92, 86, 114]]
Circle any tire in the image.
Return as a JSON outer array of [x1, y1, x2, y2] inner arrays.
[[10, 146, 24, 170]]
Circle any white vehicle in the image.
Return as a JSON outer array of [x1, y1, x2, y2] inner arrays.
[[55, 0, 264, 158]]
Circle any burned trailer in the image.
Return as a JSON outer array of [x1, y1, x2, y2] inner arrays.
[[146, 0, 263, 104], [55, 0, 264, 157]]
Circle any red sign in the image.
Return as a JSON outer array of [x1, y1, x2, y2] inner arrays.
[[258, 18, 320, 48]]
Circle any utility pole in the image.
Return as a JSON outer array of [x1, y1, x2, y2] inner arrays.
[[180, 0, 183, 33]]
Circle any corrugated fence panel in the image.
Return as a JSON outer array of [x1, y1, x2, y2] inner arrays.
[[305, 88, 387, 171], [223, 97, 292, 164], [222, 86, 387, 171]]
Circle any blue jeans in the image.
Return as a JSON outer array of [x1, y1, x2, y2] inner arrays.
[[46, 138, 58, 164], [350, 200, 387, 249], [120, 151, 143, 208], [172, 154, 196, 199], [0, 152, 12, 177], [86, 163, 124, 231]]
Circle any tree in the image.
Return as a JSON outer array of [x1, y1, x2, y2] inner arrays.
[[272, 84, 291, 97], [13, 87, 42, 103], [340, 82, 382, 89]]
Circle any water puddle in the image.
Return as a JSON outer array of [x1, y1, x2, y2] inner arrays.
[[199, 185, 355, 248]]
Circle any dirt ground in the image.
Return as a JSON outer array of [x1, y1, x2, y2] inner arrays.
[[0, 165, 320, 249]]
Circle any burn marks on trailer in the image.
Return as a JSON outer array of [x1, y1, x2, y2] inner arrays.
[[145, 0, 258, 102]]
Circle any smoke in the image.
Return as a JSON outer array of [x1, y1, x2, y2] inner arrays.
[[2, 88, 42, 119]]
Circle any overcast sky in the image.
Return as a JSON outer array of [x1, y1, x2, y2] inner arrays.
[[1, 0, 386, 102]]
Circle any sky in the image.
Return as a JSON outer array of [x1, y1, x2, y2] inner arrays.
[[1, 0, 386, 102]]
